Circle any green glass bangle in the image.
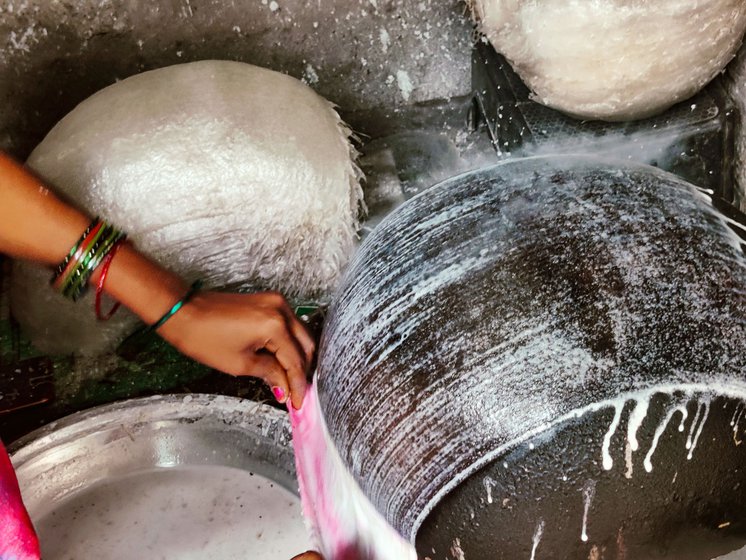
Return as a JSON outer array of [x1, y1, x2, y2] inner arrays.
[[61, 225, 110, 298], [147, 280, 204, 333], [59, 223, 109, 297], [63, 226, 126, 301], [52, 216, 99, 280]]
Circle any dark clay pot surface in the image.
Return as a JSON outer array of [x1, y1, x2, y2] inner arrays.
[[316, 156, 746, 550]]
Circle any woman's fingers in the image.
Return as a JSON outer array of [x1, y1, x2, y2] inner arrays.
[[286, 363, 308, 409], [281, 306, 316, 367], [154, 290, 317, 408], [260, 293, 316, 367], [181, 290, 313, 408], [245, 352, 289, 404], [262, 336, 308, 408], [290, 552, 323, 560]]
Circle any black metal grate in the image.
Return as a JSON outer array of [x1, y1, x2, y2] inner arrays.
[[472, 39, 738, 204]]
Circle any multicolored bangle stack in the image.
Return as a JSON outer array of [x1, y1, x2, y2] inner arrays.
[[51, 217, 127, 302]]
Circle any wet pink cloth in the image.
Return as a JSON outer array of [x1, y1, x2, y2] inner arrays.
[[0, 440, 40, 560], [289, 385, 359, 559], [289, 384, 416, 560]]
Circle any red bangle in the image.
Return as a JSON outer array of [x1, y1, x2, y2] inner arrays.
[[95, 239, 125, 321]]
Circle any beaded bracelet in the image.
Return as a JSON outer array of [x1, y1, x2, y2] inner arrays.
[[146, 280, 204, 333], [51, 218, 127, 302]]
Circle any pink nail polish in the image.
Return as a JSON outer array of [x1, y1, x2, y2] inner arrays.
[[272, 386, 286, 403]]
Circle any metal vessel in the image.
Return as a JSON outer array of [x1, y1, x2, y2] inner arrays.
[[9, 394, 308, 558]]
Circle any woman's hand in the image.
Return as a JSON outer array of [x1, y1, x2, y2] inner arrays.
[[158, 290, 315, 409], [291, 552, 324, 560], [0, 152, 316, 407]]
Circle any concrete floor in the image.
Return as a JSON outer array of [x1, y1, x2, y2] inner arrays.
[[0, 0, 474, 159]]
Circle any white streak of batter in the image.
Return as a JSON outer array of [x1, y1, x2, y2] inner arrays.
[[530, 519, 545, 560], [627, 398, 649, 452], [730, 403, 744, 427], [676, 403, 689, 432], [580, 480, 596, 543], [623, 440, 634, 479], [644, 404, 679, 473], [686, 401, 703, 450], [483, 476, 496, 505], [731, 404, 745, 444], [601, 404, 623, 470], [687, 399, 711, 460]]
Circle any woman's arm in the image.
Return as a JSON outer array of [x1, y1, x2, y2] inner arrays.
[[0, 152, 90, 264], [0, 152, 313, 407]]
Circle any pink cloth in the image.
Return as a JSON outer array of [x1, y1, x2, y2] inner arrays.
[[289, 386, 357, 559], [0, 440, 40, 560], [289, 384, 416, 560]]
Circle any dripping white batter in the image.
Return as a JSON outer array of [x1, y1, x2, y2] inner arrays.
[[530, 519, 545, 560], [580, 480, 596, 543]]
